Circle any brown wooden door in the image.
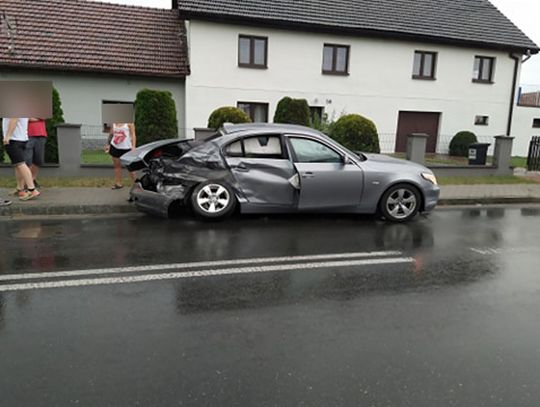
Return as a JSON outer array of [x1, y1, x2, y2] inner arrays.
[[395, 111, 440, 153]]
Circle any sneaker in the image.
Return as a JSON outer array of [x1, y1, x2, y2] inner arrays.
[[0, 199, 11, 207], [11, 188, 23, 196], [19, 190, 40, 201]]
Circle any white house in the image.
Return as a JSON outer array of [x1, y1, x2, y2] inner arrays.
[[177, 0, 540, 155]]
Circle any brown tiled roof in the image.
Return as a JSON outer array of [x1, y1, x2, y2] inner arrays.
[[0, 0, 189, 78]]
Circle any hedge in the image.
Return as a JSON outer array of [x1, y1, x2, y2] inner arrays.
[[329, 114, 380, 153], [449, 131, 477, 157], [208, 106, 251, 129], [273, 97, 311, 126], [134, 89, 178, 145]]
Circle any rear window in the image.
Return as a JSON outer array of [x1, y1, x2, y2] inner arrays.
[[225, 135, 285, 159]]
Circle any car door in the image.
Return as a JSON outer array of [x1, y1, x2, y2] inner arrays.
[[287, 136, 364, 209], [224, 134, 297, 207]]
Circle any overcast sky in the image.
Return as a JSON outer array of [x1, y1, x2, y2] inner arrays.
[[94, 0, 540, 87]]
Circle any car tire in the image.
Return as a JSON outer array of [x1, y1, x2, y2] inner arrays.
[[190, 181, 236, 220], [379, 184, 421, 222]]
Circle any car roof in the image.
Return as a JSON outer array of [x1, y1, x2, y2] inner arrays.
[[221, 123, 324, 138]]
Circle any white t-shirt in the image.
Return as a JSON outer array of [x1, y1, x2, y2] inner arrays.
[[2, 118, 29, 142], [111, 123, 132, 150]]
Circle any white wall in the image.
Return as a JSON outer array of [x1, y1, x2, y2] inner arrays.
[[512, 106, 540, 156], [0, 70, 186, 137], [185, 20, 519, 153]]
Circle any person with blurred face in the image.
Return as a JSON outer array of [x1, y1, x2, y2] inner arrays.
[[2, 118, 40, 201], [105, 122, 137, 189], [25, 118, 48, 187]]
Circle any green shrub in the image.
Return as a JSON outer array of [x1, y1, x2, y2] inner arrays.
[[329, 114, 380, 153], [135, 89, 178, 145], [45, 87, 65, 163], [0, 87, 64, 164], [208, 106, 251, 129], [273, 97, 311, 126], [449, 131, 477, 157]]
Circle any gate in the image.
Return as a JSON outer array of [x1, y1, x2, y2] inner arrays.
[[527, 136, 540, 171]]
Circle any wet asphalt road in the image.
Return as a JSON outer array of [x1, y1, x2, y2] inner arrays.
[[1, 207, 540, 406]]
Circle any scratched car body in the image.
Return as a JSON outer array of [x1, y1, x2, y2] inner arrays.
[[121, 123, 440, 222]]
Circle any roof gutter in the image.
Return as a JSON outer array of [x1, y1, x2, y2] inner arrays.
[[507, 50, 534, 135]]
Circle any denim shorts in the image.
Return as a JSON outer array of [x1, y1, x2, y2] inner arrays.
[[25, 136, 47, 166]]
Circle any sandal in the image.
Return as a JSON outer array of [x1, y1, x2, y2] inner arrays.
[[111, 184, 124, 190]]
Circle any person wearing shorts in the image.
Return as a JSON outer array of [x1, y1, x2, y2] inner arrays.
[[105, 122, 137, 189], [25, 118, 47, 187], [2, 118, 40, 201]]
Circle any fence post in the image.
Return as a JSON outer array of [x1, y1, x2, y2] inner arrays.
[[56, 123, 82, 176], [406, 133, 429, 165], [493, 135, 514, 176]]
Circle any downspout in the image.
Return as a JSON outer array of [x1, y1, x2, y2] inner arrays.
[[507, 50, 532, 135]]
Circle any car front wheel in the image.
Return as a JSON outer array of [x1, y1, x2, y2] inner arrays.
[[379, 184, 421, 222], [190, 181, 236, 220]]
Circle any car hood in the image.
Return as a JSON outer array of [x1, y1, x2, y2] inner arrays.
[[363, 153, 431, 171]]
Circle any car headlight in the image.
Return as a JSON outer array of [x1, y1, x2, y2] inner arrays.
[[421, 173, 438, 185]]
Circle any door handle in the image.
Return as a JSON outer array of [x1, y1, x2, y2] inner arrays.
[[301, 171, 315, 178], [236, 163, 249, 172]]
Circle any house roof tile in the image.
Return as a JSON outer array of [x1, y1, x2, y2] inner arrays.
[[0, 0, 189, 77], [178, 0, 539, 53]]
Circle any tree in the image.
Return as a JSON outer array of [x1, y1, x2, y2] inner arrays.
[[45, 87, 65, 163], [329, 114, 380, 153], [208, 106, 251, 129], [273, 97, 311, 126], [134, 89, 178, 145]]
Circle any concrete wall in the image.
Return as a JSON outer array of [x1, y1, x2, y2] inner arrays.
[[0, 70, 187, 138], [185, 20, 519, 152], [511, 105, 540, 156]]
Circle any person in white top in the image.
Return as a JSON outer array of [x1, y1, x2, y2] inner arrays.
[[2, 118, 40, 201], [105, 122, 137, 189]]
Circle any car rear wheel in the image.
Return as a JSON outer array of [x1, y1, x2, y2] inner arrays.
[[379, 184, 421, 222], [190, 181, 236, 220]]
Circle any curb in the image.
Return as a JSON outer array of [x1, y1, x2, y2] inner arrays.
[[438, 197, 540, 206], [1, 198, 540, 218], [0, 204, 137, 217]]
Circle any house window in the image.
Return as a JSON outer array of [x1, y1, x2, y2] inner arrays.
[[533, 118, 540, 128], [237, 102, 269, 122], [309, 106, 324, 124], [238, 35, 267, 68], [475, 115, 489, 126], [412, 51, 437, 79], [322, 44, 350, 75], [473, 56, 495, 83]]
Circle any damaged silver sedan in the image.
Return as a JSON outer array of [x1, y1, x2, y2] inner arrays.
[[121, 123, 440, 222]]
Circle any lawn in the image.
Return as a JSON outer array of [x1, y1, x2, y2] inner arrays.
[[82, 149, 112, 165], [389, 154, 529, 168], [438, 176, 538, 185]]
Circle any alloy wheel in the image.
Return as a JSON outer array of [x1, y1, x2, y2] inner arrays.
[[385, 188, 417, 220], [196, 184, 231, 214]]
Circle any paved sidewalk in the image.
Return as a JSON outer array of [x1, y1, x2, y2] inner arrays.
[[1, 184, 540, 217], [0, 187, 136, 217]]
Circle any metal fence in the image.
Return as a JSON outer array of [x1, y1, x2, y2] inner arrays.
[[527, 136, 540, 171], [81, 124, 108, 150]]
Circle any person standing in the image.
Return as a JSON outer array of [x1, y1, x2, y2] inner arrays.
[[2, 118, 40, 201], [105, 122, 136, 189], [25, 118, 47, 187]]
